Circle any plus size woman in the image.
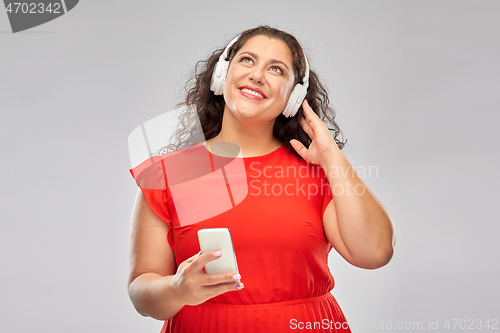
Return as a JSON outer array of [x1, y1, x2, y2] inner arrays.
[[128, 26, 395, 332]]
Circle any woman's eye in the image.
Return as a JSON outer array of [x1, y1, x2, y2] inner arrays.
[[241, 57, 253, 64], [270, 66, 283, 74]]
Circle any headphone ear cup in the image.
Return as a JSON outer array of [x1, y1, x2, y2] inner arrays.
[[283, 84, 306, 117], [218, 61, 229, 95], [210, 60, 229, 95], [210, 61, 221, 95], [210, 35, 240, 96]]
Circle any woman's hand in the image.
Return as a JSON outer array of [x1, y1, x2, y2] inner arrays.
[[170, 251, 244, 306], [290, 99, 339, 167]]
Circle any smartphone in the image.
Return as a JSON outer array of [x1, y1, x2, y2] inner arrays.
[[197, 228, 239, 282]]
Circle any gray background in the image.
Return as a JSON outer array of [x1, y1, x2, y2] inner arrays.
[[1, 1, 499, 332]]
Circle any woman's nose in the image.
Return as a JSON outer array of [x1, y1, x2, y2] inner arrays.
[[248, 67, 265, 84]]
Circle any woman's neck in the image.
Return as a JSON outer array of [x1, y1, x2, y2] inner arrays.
[[207, 133, 282, 158], [206, 109, 283, 158]]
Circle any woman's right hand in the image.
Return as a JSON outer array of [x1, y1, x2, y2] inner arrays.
[[170, 250, 244, 306]]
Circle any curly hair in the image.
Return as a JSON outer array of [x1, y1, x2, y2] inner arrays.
[[160, 26, 346, 158]]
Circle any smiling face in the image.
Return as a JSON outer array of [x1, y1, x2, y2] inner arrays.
[[222, 35, 296, 123]]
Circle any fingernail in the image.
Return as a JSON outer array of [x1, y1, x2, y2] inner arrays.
[[213, 251, 222, 257], [197, 251, 202, 257], [235, 284, 244, 290], [232, 274, 241, 280]]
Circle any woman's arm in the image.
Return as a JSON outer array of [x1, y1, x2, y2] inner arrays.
[[291, 100, 395, 269], [320, 153, 395, 269], [128, 188, 181, 320], [128, 189, 243, 320]]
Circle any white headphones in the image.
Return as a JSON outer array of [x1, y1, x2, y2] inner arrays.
[[210, 35, 310, 118]]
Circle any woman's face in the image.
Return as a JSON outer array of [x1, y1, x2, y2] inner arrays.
[[223, 35, 296, 122]]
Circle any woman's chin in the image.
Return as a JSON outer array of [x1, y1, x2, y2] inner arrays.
[[229, 107, 282, 123], [236, 109, 261, 119]]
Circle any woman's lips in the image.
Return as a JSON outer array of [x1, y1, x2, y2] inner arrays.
[[238, 86, 267, 100]]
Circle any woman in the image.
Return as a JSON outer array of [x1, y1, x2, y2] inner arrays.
[[128, 26, 395, 332]]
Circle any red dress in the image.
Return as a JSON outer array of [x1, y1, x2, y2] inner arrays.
[[131, 143, 352, 333]]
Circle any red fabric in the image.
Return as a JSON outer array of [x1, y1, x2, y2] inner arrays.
[[132, 144, 351, 333]]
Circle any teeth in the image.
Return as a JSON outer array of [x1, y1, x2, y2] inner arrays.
[[241, 88, 264, 98]]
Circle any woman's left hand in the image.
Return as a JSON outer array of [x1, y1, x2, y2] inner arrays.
[[290, 99, 339, 167]]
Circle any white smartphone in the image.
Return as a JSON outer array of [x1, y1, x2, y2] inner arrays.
[[197, 228, 239, 282]]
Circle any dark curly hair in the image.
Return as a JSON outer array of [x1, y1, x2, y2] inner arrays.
[[161, 26, 346, 158]]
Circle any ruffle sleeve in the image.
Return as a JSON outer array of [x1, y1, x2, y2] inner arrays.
[[130, 156, 174, 250]]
